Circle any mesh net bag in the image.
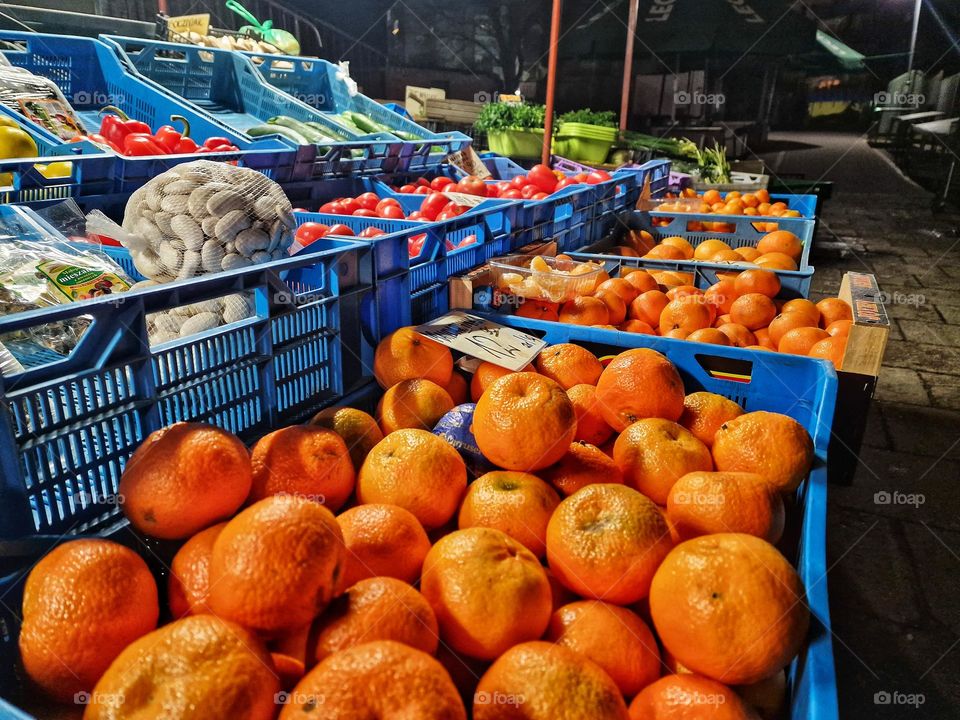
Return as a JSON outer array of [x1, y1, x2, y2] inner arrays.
[[120, 160, 296, 344]]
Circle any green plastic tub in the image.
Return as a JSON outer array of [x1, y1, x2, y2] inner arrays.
[[555, 122, 617, 163], [487, 128, 545, 159]]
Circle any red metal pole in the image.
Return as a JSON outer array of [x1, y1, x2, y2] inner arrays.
[[620, 0, 639, 131], [158, 0, 169, 14], [542, 0, 563, 167]]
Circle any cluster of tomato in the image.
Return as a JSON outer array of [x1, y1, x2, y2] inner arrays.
[[396, 165, 614, 201]]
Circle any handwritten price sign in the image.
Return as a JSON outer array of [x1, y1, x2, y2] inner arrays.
[[416, 312, 546, 371]]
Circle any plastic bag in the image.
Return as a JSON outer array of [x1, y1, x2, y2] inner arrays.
[[0, 64, 88, 140], [120, 160, 294, 344]]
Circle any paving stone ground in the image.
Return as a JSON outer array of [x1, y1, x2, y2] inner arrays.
[[760, 132, 960, 719]]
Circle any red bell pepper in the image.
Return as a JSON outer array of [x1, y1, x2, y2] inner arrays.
[[174, 136, 199, 153], [98, 106, 151, 147], [154, 115, 191, 153], [123, 133, 168, 156], [203, 137, 233, 150], [69, 133, 122, 153]]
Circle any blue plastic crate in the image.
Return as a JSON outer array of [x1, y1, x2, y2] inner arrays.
[[0, 31, 302, 185], [101, 35, 408, 180], [243, 51, 471, 173]]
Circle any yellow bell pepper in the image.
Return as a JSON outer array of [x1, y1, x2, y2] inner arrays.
[[35, 161, 73, 179], [0, 120, 39, 187]]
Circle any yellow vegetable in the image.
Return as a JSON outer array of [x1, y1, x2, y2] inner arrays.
[[36, 161, 73, 179], [0, 124, 38, 159]]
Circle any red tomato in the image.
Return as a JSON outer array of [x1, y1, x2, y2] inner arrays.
[[408, 234, 426, 259], [375, 198, 401, 215], [486, 185, 500, 198], [416, 177, 431, 186], [353, 208, 377, 217], [586, 170, 613, 185], [520, 184, 541, 199], [329, 202, 350, 215], [379, 204, 406, 220], [457, 176, 488, 196], [415, 185, 431, 195], [532, 192, 549, 200], [527, 164, 558, 193], [291, 207, 308, 213], [399, 184, 417, 193], [421, 192, 451, 220], [496, 181, 512, 194], [554, 177, 581, 191], [457, 234, 478, 248], [338, 198, 361, 215], [501, 189, 523, 199], [430, 176, 455, 191], [510, 176, 528, 190], [572, 173, 589, 183], [327, 223, 356, 237], [295, 222, 329, 245], [407, 211, 429, 221], [359, 227, 387, 238], [317, 202, 337, 214], [356, 192, 380, 210]]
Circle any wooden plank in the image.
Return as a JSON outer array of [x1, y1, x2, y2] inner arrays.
[[839, 272, 890, 378], [405, 86, 446, 121]]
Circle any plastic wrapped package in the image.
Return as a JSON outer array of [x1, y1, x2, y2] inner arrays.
[[119, 160, 296, 343]]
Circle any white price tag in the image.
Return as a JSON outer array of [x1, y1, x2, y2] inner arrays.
[[442, 191, 487, 208], [416, 312, 546, 371]]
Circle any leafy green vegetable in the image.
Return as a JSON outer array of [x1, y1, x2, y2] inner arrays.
[[695, 141, 731, 184], [474, 103, 547, 132], [621, 132, 699, 160], [557, 109, 616, 127]]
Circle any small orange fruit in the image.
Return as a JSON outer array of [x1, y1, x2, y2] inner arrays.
[[712, 247, 746, 263], [650, 534, 809, 685], [20, 539, 159, 702], [560, 295, 610, 325], [826, 318, 853, 337], [458, 471, 561, 557], [816, 297, 853, 328], [622, 268, 660, 293], [644, 243, 687, 260], [281, 641, 466, 720], [595, 348, 686, 430], [596, 278, 641, 305], [377, 378, 455, 434], [168, 522, 226, 618], [703, 189, 722, 205], [754, 252, 798, 271], [659, 297, 712, 335], [660, 235, 695, 259], [444, 371, 469, 404], [717, 322, 757, 348], [756, 230, 803, 262], [614, 419, 714, 504], [310, 407, 383, 471], [629, 289, 670, 326], [734, 269, 781, 298], [312, 577, 439, 662], [475, 641, 628, 720], [373, 327, 453, 389], [735, 246, 762, 262], [547, 484, 674, 604], [516, 298, 560, 321], [542, 440, 624, 497], [712, 411, 814, 492], [567, 384, 614, 445], [693, 239, 732, 261], [730, 293, 777, 330], [713, 313, 734, 328], [620, 319, 656, 334], [778, 326, 830, 355], [768, 312, 816, 348], [336, 503, 431, 588], [209, 495, 344, 634], [753, 327, 776, 350], [470, 360, 530, 402], [629, 674, 756, 719], [89, 615, 278, 720], [535, 343, 604, 389], [665, 285, 703, 302], [687, 327, 730, 345], [809, 335, 847, 368], [422, 527, 552, 659], [780, 298, 820, 325], [667, 471, 785, 543], [679, 392, 745, 448], [473, 372, 577, 471], [358, 428, 467, 529], [547, 600, 660, 696], [249, 425, 355, 510], [595, 289, 628, 324], [704, 279, 738, 315], [119, 422, 251, 540]]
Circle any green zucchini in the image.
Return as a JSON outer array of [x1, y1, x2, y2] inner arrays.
[[247, 123, 309, 145], [266, 116, 331, 144]]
